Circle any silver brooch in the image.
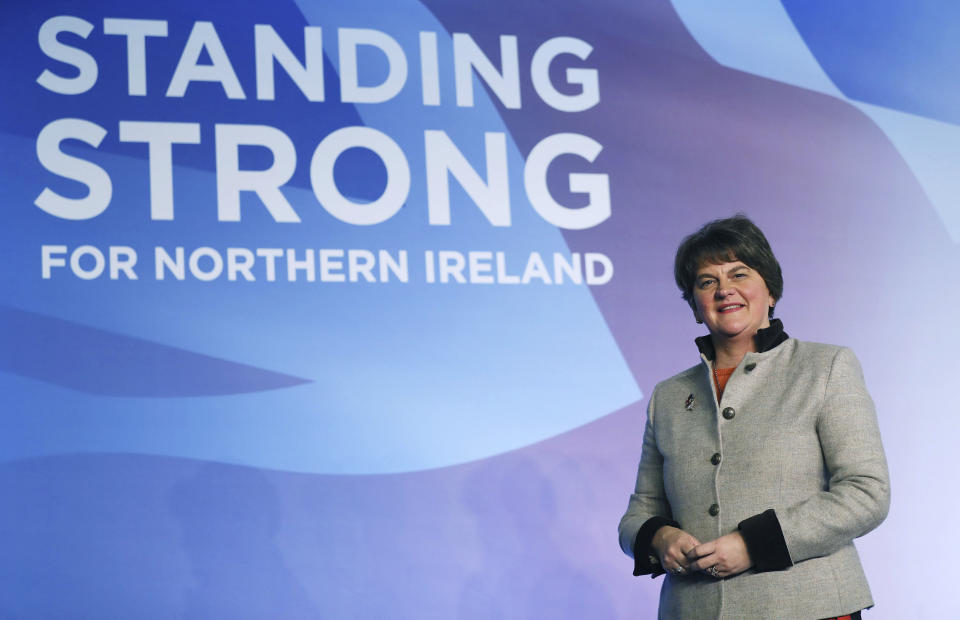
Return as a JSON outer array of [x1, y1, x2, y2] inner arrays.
[[684, 394, 696, 410]]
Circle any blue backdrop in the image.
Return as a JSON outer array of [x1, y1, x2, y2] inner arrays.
[[1, 1, 956, 617]]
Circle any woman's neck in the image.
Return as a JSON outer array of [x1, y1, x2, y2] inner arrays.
[[711, 335, 756, 369]]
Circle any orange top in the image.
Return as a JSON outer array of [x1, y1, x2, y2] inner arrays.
[[713, 366, 735, 399]]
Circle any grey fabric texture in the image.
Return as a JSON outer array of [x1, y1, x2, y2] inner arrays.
[[618, 339, 890, 620]]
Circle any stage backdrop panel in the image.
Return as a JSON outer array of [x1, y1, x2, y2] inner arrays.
[[0, 0, 956, 617]]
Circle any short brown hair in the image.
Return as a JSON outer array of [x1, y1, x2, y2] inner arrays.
[[674, 215, 783, 317]]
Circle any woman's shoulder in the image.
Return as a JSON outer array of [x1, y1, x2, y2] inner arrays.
[[784, 339, 858, 362], [769, 339, 865, 380]]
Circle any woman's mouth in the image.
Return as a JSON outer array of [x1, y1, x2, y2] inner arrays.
[[718, 304, 745, 313]]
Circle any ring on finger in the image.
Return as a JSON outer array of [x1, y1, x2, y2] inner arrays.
[[707, 565, 720, 578]]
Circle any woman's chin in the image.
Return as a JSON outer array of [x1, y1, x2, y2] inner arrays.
[[710, 325, 752, 342]]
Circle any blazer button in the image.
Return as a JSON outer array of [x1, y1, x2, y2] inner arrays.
[[722, 407, 735, 420], [745, 362, 756, 372], [710, 452, 721, 465], [708, 503, 720, 517]]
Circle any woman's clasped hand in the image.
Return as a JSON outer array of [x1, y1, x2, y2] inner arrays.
[[654, 526, 752, 579], [684, 532, 752, 579], [651, 525, 699, 576]]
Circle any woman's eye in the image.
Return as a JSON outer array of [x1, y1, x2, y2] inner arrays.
[[733, 273, 746, 279], [697, 279, 716, 289]]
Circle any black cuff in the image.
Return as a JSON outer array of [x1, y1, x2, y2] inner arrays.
[[738, 508, 792, 571], [632, 516, 680, 577]]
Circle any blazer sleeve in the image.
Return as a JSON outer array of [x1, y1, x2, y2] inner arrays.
[[618, 386, 678, 576], [763, 347, 890, 565]]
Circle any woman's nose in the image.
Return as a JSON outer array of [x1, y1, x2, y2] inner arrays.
[[714, 284, 733, 298]]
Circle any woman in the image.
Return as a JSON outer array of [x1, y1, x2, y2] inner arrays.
[[618, 215, 889, 619]]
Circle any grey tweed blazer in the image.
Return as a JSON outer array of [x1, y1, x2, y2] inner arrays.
[[618, 338, 890, 619]]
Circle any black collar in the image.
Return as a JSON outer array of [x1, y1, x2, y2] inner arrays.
[[695, 318, 789, 361]]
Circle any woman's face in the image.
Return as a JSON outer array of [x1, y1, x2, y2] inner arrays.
[[692, 259, 776, 344]]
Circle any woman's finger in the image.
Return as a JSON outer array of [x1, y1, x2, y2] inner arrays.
[[688, 552, 719, 573], [684, 541, 713, 562], [664, 561, 689, 576], [664, 554, 686, 571], [664, 548, 693, 575]]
